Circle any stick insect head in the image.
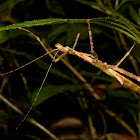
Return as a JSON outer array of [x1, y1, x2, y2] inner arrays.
[[55, 43, 69, 52]]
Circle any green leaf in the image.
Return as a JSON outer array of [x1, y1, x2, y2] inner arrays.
[[17, 134, 40, 140], [138, 8, 140, 16], [121, 102, 139, 124], [81, 71, 113, 82], [0, 17, 140, 43], [47, 23, 89, 45], [129, 5, 140, 25], [50, 0, 65, 17], [115, 0, 135, 10], [107, 136, 113, 140], [106, 87, 136, 100], [0, 110, 16, 120], [75, 0, 124, 18], [0, 29, 25, 44], [89, 17, 140, 43], [31, 84, 80, 107], [0, 19, 84, 31], [0, 31, 11, 44], [47, 24, 68, 43], [133, 44, 140, 63], [106, 87, 138, 123]]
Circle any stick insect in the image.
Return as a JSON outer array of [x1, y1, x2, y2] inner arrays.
[[54, 20, 140, 94], [1, 19, 140, 129]]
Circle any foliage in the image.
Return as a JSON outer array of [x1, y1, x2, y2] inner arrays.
[[0, 0, 140, 139]]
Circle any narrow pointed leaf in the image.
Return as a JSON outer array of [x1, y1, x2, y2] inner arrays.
[[31, 84, 80, 107]]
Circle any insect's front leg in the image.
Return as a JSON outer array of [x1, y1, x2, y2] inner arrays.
[[53, 51, 69, 62], [54, 44, 71, 62]]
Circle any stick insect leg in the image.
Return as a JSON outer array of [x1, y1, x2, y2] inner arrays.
[[53, 51, 69, 62], [54, 31, 80, 62], [16, 51, 58, 130], [72, 33, 80, 50], [15, 28, 59, 129], [87, 19, 98, 60], [54, 27, 80, 62], [55, 30, 80, 62], [115, 42, 136, 67], [19, 27, 54, 60]]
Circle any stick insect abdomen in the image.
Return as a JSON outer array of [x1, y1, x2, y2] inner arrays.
[[115, 71, 140, 94], [94, 60, 140, 94]]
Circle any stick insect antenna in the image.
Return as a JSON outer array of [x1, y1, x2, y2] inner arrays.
[[0, 49, 57, 76], [16, 51, 59, 130]]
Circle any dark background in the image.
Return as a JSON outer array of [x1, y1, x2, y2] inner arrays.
[[0, 0, 140, 139]]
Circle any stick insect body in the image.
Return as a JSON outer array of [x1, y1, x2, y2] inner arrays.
[[55, 43, 140, 94], [54, 20, 140, 94]]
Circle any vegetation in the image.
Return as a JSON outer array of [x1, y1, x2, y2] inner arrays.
[[0, 0, 140, 139]]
